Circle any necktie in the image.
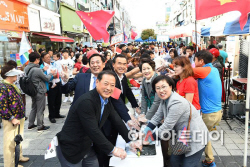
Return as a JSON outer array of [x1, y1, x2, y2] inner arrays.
[[93, 76, 97, 89]]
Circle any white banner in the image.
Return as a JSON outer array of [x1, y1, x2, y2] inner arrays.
[[157, 35, 169, 42], [111, 33, 123, 45]]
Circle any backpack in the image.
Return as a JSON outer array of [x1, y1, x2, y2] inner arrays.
[[19, 67, 37, 97]]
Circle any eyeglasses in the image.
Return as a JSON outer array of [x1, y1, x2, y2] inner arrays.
[[155, 85, 169, 91]]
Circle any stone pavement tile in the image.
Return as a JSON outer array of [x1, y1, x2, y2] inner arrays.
[[224, 137, 234, 144], [42, 161, 61, 167], [224, 143, 239, 149], [28, 161, 45, 167], [236, 143, 246, 150], [228, 149, 243, 156], [220, 156, 238, 166], [232, 138, 245, 144], [215, 148, 231, 156], [213, 143, 226, 149]]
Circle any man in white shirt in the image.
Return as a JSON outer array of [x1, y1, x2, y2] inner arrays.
[[60, 50, 75, 102]]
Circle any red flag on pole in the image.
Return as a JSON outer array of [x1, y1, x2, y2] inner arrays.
[[131, 29, 137, 40], [76, 10, 115, 42], [196, 0, 250, 30]]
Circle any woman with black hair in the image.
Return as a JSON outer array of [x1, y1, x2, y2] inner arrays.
[[73, 54, 83, 75], [167, 48, 179, 63]]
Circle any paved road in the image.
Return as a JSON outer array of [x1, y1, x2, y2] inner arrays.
[[0, 95, 250, 167]]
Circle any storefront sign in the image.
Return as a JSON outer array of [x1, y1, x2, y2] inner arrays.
[[28, 7, 41, 32], [60, 5, 82, 33], [111, 33, 123, 45], [40, 9, 61, 34], [0, 0, 29, 32], [0, 30, 22, 38]]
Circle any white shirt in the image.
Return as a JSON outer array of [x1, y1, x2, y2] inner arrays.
[[60, 58, 75, 79], [89, 73, 96, 91], [116, 73, 124, 93]]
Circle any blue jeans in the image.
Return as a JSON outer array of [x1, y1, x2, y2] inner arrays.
[[56, 144, 99, 167], [170, 147, 205, 167]]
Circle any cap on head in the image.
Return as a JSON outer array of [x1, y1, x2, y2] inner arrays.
[[209, 48, 220, 58]]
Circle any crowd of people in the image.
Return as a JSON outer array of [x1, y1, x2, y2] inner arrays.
[[0, 41, 228, 167]]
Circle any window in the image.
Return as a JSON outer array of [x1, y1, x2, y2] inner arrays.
[[47, 0, 56, 11], [33, 0, 58, 12]]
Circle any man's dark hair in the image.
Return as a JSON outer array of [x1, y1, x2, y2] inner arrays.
[[113, 54, 127, 64], [6, 60, 17, 68], [85, 45, 88, 48], [53, 52, 61, 58], [207, 45, 216, 50], [119, 44, 126, 49], [152, 75, 175, 92], [76, 43, 79, 45], [150, 43, 155, 46], [88, 53, 105, 64], [145, 45, 149, 49], [97, 70, 116, 81], [41, 52, 48, 59], [62, 49, 69, 54], [29, 52, 41, 62], [48, 49, 53, 52], [195, 50, 213, 64], [146, 50, 154, 55], [127, 43, 133, 46], [1, 64, 15, 79], [186, 46, 194, 51], [140, 53, 151, 60], [217, 44, 223, 49]]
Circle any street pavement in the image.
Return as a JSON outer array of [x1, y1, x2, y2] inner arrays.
[[0, 95, 250, 167]]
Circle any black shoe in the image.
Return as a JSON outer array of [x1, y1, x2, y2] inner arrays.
[[25, 117, 28, 121], [50, 118, 56, 123], [28, 125, 37, 130], [55, 114, 65, 118], [37, 126, 50, 132]]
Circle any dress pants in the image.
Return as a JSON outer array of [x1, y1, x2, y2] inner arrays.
[[29, 93, 46, 129], [48, 82, 62, 119], [3, 118, 25, 167], [57, 144, 99, 167]]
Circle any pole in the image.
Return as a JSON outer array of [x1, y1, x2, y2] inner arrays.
[[195, 20, 198, 52], [243, 41, 250, 167]]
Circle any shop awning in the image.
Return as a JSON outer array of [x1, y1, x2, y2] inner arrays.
[[32, 33, 74, 42]]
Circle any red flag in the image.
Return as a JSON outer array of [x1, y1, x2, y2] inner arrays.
[[76, 10, 115, 42], [131, 29, 137, 40], [111, 87, 122, 100], [115, 47, 122, 54], [196, 0, 250, 30]]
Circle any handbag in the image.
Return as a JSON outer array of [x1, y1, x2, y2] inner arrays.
[[170, 101, 192, 155]]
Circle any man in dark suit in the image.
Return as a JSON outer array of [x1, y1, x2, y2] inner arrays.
[[57, 71, 142, 167], [61, 53, 139, 128], [112, 54, 141, 114], [61, 53, 140, 166]]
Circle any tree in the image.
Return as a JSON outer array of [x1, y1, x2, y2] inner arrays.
[[141, 29, 156, 40]]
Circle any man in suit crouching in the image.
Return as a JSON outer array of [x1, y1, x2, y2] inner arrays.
[[56, 71, 141, 167]]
